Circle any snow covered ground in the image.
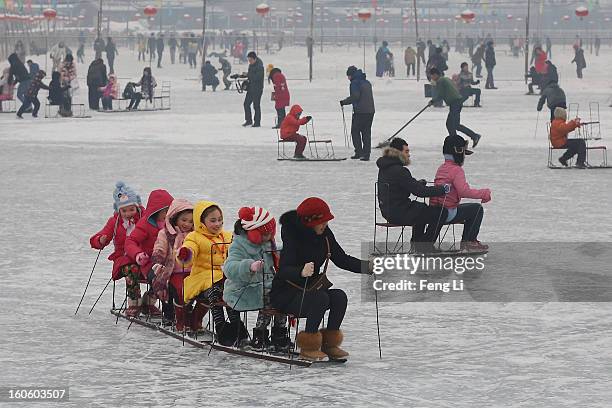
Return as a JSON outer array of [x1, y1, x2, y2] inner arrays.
[[1, 43, 611, 407]]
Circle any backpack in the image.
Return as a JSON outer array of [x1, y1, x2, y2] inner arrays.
[[122, 82, 135, 99]]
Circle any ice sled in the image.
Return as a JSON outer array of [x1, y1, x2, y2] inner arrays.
[[277, 120, 346, 161]]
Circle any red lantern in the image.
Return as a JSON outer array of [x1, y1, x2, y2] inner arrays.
[[563, 15, 570, 21], [43, 8, 57, 20], [575, 6, 588, 18], [256, 3, 270, 16], [461, 9, 475, 22], [507, 14, 513, 20], [357, 8, 371, 22], [143, 5, 157, 17], [183, 13, 191, 20]]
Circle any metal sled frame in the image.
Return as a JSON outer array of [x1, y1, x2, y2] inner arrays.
[[99, 81, 172, 112], [0, 98, 17, 113], [44, 103, 90, 119], [548, 102, 610, 169], [277, 120, 346, 161]]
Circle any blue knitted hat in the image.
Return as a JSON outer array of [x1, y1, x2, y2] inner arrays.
[[113, 181, 142, 212]]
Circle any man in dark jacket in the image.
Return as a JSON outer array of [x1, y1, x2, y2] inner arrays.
[[484, 41, 497, 89], [218, 56, 232, 90], [9, 53, 31, 109], [340, 66, 375, 161], [86, 58, 107, 110], [168, 34, 178, 64], [537, 81, 566, 121], [429, 68, 481, 147], [201, 61, 219, 91], [376, 137, 449, 251], [105, 37, 118, 74], [426, 47, 448, 81], [416, 39, 426, 65], [471, 42, 485, 78], [243, 51, 264, 127], [156, 34, 165, 68], [16, 70, 48, 118], [93, 37, 105, 60]]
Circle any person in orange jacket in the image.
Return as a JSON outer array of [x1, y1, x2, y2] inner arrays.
[[280, 104, 311, 159], [550, 107, 585, 168]]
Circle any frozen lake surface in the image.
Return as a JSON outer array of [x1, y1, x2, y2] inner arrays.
[[1, 43, 611, 407]]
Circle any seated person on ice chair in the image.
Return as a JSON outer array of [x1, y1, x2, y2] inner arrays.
[[550, 107, 586, 168], [280, 104, 311, 160]]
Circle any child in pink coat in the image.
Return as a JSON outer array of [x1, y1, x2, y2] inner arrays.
[[90, 182, 144, 313], [430, 135, 491, 252], [150, 199, 202, 332]]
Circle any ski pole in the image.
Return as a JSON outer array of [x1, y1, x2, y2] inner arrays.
[[75, 248, 102, 315], [341, 106, 350, 148], [534, 110, 540, 139], [374, 288, 382, 359], [290, 275, 309, 368], [88, 277, 112, 315], [376, 103, 431, 148]]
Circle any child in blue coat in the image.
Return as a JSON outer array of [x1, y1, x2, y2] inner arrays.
[[223, 206, 291, 351]]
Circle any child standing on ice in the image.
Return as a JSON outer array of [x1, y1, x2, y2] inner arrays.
[[177, 201, 247, 346], [125, 189, 174, 318], [430, 135, 491, 252], [151, 199, 199, 332], [223, 207, 291, 351], [280, 104, 311, 160], [90, 182, 144, 316]]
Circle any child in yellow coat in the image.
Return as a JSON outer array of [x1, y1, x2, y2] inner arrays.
[[177, 201, 247, 346]]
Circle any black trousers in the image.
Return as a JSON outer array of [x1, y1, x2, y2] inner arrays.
[[243, 89, 263, 125], [282, 288, 347, 333], [276, 107, 286, 127], [412, 205, 448, 243], [560, 139, 587, 165], [17, 96, 40, 116], [447, 102, 477, 141], [406, 63, 415, 76], [157, 51, 163, 68], [88, 87, 101, 110], [449, 203, 484, 241], [128, 92, 142, 109], [107, 56, 115, 74], [485, 66, 495, 88], [351, 112, 374, 158]]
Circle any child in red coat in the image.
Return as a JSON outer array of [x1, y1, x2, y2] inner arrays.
[[269, 67, 290, 129], [90, 182, 145, 314], [124, 189, 174, 317], [280, 104, 311, 159]]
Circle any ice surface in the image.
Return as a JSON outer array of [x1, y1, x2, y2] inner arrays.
[[1, 43, 611, 407]]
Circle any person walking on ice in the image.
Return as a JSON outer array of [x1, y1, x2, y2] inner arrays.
[[428, 68, 481, 148]]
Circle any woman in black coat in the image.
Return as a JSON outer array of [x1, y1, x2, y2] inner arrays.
[[271, 197, 370, 361]]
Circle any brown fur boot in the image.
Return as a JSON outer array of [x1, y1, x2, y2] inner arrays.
[[296, 331, 328, 361], [320, 329, 349, 359]]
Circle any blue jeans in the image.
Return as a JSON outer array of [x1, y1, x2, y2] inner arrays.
[[17, 80, 31, 105]]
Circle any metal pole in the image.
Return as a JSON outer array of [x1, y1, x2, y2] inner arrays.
[[202, 0, 207, 57], [97, 0, 102, 40], [309, 0, 314, 82], [159, 0, 163, 33], [524, 0, 531, 84], [413, 0, 420, 81]]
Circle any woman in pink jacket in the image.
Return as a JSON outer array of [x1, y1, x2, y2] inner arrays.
[[430, 135, 491, 252]]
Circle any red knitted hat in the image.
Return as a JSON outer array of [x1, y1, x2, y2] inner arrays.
[[238, 206, 276, 244], [296, 197, 334, 228]]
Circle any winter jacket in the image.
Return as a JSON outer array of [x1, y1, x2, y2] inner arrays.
[[87, 59, 107, 88], [484, 45, 496, 68], [151, 198, 193, 282], [105, 41, 118, 58], [544, 62, 558, 84], [49, 44, 67, 63], [404, 47, 416, 65], [26, 72, 49, 97], [101, 79, 119, 99], [48, 72, 69, 105], [90, 206, 145, 280], [270, 68, 290, 109], [136, 75, 157, 100], [201, 63, 218, 85], [219, 58, 232, 75], [223, 233, 277, 311], [156, 38, 165, 53], [0, 68, 14, 99], [340, 69, 375, 114], [246, 57, 265, 93], [270, 210, 366, 309], [432, 76, 462, 105], [549, 118, 579, 148], [458, 71, 478, 90], [8, 53, 29, 83], [571, 49, 586, 70], [534, 51, 548, 74], [537, 82, 566, 111], [60, 61, 77, 85], [427, 52, 448, 73], [430, 160, 489, 209], [125, 189, 174, 276], [180, 201, 233, 303], [471, 45, 485, 66], [280, 105, 308, 139], [376, 147, 446, 225]]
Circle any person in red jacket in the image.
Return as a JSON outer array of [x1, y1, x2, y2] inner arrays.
[[124, 189, 174, 317], [90, 181, 145, 284], [269, 67, 290, 129], [280, 104, 311, 159]]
